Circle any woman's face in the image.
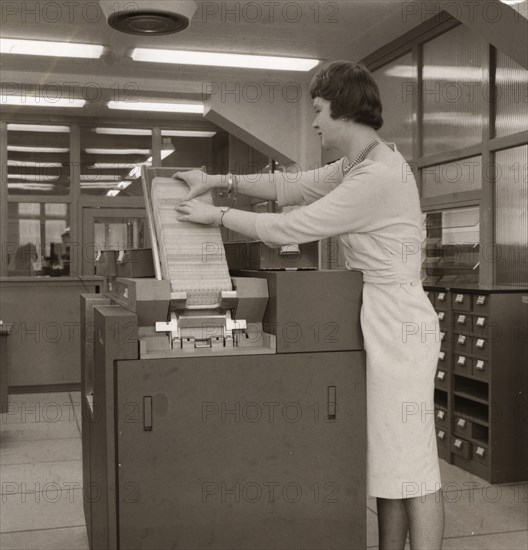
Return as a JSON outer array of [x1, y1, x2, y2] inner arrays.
[[312, 97, 340, 150]]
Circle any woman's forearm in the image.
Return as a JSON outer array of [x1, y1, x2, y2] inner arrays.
[[220, 208, 260, 240], [209, 172, 278, 200]]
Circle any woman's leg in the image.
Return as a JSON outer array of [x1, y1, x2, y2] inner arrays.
[[377, 497, 409, 550], [404, 489, 445, 550]]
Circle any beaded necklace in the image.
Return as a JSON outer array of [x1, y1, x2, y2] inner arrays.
[[342, 139, 380, 176]]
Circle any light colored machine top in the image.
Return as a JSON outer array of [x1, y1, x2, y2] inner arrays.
[[151, 177, 232, 307]]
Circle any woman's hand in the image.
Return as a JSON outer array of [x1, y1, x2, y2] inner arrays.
[[175, 200, 220, 225], [173, 169, 215, 200]]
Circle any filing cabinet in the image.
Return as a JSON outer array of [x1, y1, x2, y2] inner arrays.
[[424, 285, 528, 483]]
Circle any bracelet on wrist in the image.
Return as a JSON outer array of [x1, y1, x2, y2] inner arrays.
[[219, 206, 231, 226]]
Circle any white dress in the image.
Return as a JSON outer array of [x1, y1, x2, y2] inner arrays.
[[254, 153, 442, 499]]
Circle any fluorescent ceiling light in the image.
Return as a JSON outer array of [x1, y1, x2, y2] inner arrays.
[[8, 124, 70, 133], [143, 150, 174, 165], [386, 65, 527, 84], [126, 166, 142, 179], [90, 163, 138, 169], [132, 48, 319, 71], [94, 127, 152, 136], [81, 182, 121, 188], [84, 148, 151, 155], [2, 96, 86, 108], [8, 183, 55, 191], [107, 101, 204, 113], [499, 1, 525, 5], [94, 128, 215, 137], [162, 130, 216, 138], [8, 174, 60, 181], [0, 38, 104, 58], [7, 160, 62, 167], [8, 145, 69, 153], [107, 190, 121, 197], [117, 181, 132, 189], [80, 175, 122, 181]]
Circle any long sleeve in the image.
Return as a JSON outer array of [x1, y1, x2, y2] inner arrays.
[[256, 161, 420, 246], [275, 158, 345, 206]]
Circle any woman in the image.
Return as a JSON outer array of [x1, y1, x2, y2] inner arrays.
[[175, 61, 444, 550]]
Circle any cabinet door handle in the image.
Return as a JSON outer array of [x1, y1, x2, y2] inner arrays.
[[327, 386, 336, 420], [143, 396, 153, 431]]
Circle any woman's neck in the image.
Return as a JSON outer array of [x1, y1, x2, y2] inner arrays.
[[343, 127, 380, 163]]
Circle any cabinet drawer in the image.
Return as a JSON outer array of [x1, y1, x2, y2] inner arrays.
[[454, 313, 471, 332], [454, 333, 471, 354], [437, 310, 448, 329], [437, 349, 448, 368], [435, 368, 448, 389], [450, 436, 472, 459], [453, 415, 472, 437], [472, 337, 490, 358], [473, 294, 490, 314], [435, 407, 448, 429], [435, 291, 449, 310], [472, 315, 489, 337], [454, 354, 470, 375], [436, 428, 448, 448], [472, 443, 489, 466], [452, 292, 471, 312], [472, 358, 489, 381]]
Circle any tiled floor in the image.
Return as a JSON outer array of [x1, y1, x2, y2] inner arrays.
[[1, 392, 527, 549]]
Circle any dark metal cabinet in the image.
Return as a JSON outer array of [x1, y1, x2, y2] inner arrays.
[[116, 353, 366, 550], [425, 285, 528, 483]]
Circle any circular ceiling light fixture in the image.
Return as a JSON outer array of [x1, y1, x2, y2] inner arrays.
[[101, 1, 198, 35]]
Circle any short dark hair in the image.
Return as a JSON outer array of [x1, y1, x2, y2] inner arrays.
[[309, 61, 383, 130]]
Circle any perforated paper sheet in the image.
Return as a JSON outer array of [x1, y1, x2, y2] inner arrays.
[[151, 177, 232, 306]]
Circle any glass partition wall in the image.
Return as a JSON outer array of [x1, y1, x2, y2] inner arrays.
[[368, 22, 528, 286], [2, 122, 219, 277]]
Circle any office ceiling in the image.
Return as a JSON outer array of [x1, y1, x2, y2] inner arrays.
[[0, 0, 446, 123]]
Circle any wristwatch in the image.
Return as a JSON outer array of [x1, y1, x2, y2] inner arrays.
[[219, 206, 231, 226]]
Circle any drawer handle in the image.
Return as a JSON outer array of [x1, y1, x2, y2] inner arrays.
[[475, 360, 485, 371], [476, 295, 486, 305], [454, 439, 463, 448], [457, 315, 466, 324], [437, 430, 445, 440], [436, 370, 445, 381], [476, 317, 486, 327], [437, 410, 445, 420], [457, 418, 466, 428], [439, 351, 445, 361], [458, 335, 466, 344], [457, 356, 466, 366], [438, 293, 446, 301], [476, 446, 486, 457], [438, 311, 445, 321], [476, 339, 485, 349], [455, 294, 464, 303]]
